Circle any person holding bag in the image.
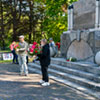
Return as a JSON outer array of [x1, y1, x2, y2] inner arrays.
[[49, 38, 58, 57]]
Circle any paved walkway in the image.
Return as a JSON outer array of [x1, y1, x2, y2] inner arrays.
[[0, 63, 98, 100]]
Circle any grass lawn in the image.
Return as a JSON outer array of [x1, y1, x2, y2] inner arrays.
[[0, 50, 33, 63], [0, 50, 11, 53], [0, 50, 12, 63], [0, 60, 12, 63]]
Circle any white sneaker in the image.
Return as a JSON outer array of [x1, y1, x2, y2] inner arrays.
[[40, 80, 45, 84], [41, 82, 50, 86], [25, 72, 28, 76]]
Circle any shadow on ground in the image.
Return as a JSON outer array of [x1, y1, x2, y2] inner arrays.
[[0, 63, 98, 100]]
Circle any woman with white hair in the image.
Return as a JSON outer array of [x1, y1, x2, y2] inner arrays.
[[37, 39, 51, 86]]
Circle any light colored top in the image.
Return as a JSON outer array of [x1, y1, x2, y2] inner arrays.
[[18, 41, 28, 56], [49, 41, 55, 47]]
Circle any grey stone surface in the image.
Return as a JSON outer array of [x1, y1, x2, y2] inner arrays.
[[73, 0, 95, 30], [29, 59, 100, 99], [30, 60, 100, 91], [51, 58, 100, 75], [0, 63, 98, 100], [67, 40, 94, 62], [60, 33, 71, 57], [50, 64, 100, 83], [61, 30, 100, 62], [61, 0, 100, 62]]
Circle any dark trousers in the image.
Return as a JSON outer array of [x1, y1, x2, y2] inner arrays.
[[26, 56, 28, 64], [11, 50, 18, 64], [41, 65, 49, 82]]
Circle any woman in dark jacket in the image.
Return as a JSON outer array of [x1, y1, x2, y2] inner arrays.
[[38, 39, 51, 86]]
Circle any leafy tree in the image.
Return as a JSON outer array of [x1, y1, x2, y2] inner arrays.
[[0, 0, 78, 49]]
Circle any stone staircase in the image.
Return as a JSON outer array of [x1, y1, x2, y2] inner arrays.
[[28, 58, 100, 99]]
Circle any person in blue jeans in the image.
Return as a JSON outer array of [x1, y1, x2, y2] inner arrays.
[[12, 50, 18, 64], [16, 35, 29, 76], [10, 41, 18, 64]]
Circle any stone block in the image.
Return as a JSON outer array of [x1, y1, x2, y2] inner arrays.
[[67, 40, 94, 62], [73, 0, 95, 30], [60, 33, 71, 57], [95, 40, 100, 47]]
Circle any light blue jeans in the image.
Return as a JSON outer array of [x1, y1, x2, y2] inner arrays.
[[18, 55, 28, 75]]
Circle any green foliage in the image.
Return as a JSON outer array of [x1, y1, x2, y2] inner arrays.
[[42, 0, 78, 42], [0, 60, 12, 63], [0, 0, 78, 49]]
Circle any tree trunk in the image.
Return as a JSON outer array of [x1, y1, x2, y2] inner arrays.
[[28, 1, 33, 43], [10, 0, 18, 41], [1, 1, 5, 50]]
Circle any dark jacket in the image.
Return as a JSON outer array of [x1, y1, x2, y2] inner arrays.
[[38, 44, 51, 66]]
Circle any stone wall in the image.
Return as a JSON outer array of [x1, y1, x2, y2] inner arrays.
[[73, 0, 95, 30], [60, 33, 71, 58], [61, 31, 100, 62], [60, 0, 100, 62]]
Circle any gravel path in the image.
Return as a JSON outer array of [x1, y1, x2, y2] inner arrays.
[[0, 63, 98, 100]]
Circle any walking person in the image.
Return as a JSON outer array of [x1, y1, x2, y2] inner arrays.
[[10, 41, 18, 64], [37, 39, 51, 86], [49, 38, 55, 47], [49, 38, 58, 57], [16, 35, 29, 76]]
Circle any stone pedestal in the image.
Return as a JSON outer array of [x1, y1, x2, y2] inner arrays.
[[61, 0, 100, 62], [61, 30, 100, 62]]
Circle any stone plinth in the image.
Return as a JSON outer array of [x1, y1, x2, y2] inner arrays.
[[61, 30, 100, 62], [61, 0, 100, 62], [67, 40, 94, 61], [73, 0, 95, 30]]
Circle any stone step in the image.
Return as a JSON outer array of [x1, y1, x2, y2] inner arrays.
[[35, 61, 100, 83], [51, 58, 100, 75], [29, 63, 100, 92], [51, 64, 100, 83], [28, 65, 100, 99]]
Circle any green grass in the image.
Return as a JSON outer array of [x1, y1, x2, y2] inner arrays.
[[0, 60, 12, 63], [0, 50, 11, 53], [0, 50, 12, 63]]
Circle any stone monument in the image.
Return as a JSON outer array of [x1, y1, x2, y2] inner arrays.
[[61, 0, 100, 62]]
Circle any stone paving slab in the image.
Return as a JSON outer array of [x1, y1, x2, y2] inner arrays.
[[0, 63, 98, 100]]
